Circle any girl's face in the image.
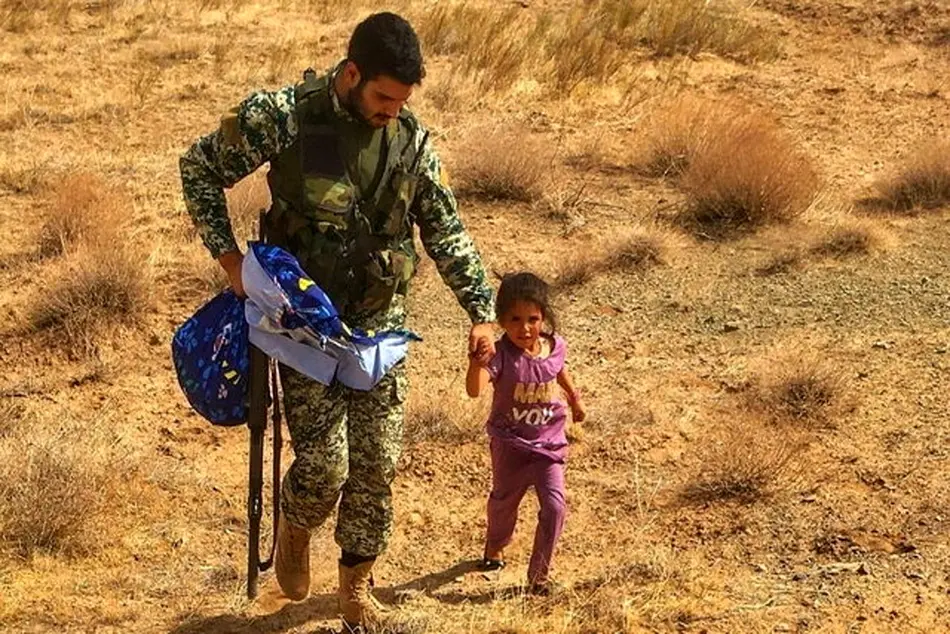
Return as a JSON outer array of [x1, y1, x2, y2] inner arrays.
[[500, 300, 544, 352]]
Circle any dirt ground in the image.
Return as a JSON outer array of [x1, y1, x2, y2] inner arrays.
[[0, 1, 948, 633]]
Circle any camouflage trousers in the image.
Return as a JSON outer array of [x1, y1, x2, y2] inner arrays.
[[279, 360, 407, 557]]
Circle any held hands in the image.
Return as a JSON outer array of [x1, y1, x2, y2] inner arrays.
[[468, 323, 496, 366], [469, 336, 494, 367]]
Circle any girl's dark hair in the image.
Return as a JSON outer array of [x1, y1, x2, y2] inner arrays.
[[495, 272, 557, 333]]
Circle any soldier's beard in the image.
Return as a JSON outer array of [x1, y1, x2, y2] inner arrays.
[[343, 83, 388, 129]]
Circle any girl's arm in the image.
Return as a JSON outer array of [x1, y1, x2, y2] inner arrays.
[[556, 367, 586, 422], [466, 355, 491, 397]]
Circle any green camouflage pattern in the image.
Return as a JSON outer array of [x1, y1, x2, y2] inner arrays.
[[279, 362, 407, 556], [179, 63, 495, 325]]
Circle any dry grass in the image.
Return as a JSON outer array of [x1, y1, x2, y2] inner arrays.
[[750, 355, 851, 427], [639, 0, 778, 62], [417, 0, 775, 95], [0, 408, 135, 558], [555, 227, 672, 290], [29, 244, 150, 356], [872, 140, 950, 211], [35, 172, 126, 258], [754, 248, 804, 276], [554, 253, 599, 291], [635, 95, 726, 178], [0, 160, 51, 195], [604, 228, 669, 271], [454, 126, 549, 202], [681, 415, 808, 504], [677, 111, 819, 236], [418, 4, 536, 92], [0, 0, 72, 32], [809, 219, 885, 258], [403, 396, 484, 446]]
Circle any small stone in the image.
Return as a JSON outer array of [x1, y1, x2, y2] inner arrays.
[[872, 340, 893, 350], [936, 347, 947, 354], [792, 572, 808, 581], [802, 494, 817, 503], [753, 563, 767, 573], [773, 623, 792, 633], [723, 322, 741, 333]]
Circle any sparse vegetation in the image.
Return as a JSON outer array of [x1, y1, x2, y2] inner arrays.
[[418, 0, 777, 94], [555, 227, 671, 290], [455, 126, 549, 202], [1, 1, 947, 631], [0, 409, 134, 558], [636, 95, 725, 178], [872, 140, 950, 211], [403, 398, 483, 446], [29, 244, 150, 355], [809, 220, 883, 258], [36, 172, 126, 258], [751, 355, 850, 427], [677, 111, 819, 236], [682, 416, 807, 503], [755, 249, 804, 276]]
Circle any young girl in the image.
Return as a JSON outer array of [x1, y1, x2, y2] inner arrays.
[[466, 272, 585, 594]]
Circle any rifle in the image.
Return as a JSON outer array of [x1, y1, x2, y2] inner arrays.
[[246, 213, 282, 600]]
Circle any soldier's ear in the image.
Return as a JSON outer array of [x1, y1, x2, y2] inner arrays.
[[341, 60, 361, 88]]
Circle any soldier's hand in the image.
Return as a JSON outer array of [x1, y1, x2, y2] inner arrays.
[[218, 250, 246, 298]]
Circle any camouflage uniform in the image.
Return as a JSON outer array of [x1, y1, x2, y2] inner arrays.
[[180, 63, 494, 557]]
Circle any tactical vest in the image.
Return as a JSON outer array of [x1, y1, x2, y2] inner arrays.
[[264, 69, 428, 319]]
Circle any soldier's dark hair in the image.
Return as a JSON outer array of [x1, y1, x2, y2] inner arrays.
[[347, 12, 425, 85], [495, 272, 557, 334]]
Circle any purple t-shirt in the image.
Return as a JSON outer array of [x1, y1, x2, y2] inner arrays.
[[485, 334, 568, 462]]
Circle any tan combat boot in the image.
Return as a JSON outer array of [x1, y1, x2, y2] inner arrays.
[[338, 560, 390, 631], [275, 514, 311, 601]]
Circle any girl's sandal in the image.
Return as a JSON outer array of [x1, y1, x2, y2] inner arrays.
[[478, 557, 506, 572]]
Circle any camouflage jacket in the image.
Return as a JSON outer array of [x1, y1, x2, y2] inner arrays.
[[179, 66, 494, 326]]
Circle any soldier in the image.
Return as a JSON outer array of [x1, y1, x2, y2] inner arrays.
[[179, 12, 496, 630]]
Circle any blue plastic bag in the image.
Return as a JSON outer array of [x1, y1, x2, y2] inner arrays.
[[171, 290, 249, 425]]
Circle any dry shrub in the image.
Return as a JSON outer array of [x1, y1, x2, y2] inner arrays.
[[639, 0, 778, 61], [809, 220, 884, 259], [682, 416, 807, 504], [678, 111, 818, 236], [418, 4, 536, 92], [0, 161, 50, 195], [1, 0, 72, 32], [754, 249, 803, 276], [416, 3, 485, 56], [29, 244, 150, 356], [604, 227, 669, 271], [36, 172, 126, 257], [403, 397, 484, 446], [455, 126, 549, 202], [419, 1, 774, 95], [873, 140, 950, 211], [555, 227, 671, 290], [636, 95, 727, 178], [544, 7, 627, 93], [554, 253, 599, 291], [751, 356, 850, 427], [0, 409, 135, 558]]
